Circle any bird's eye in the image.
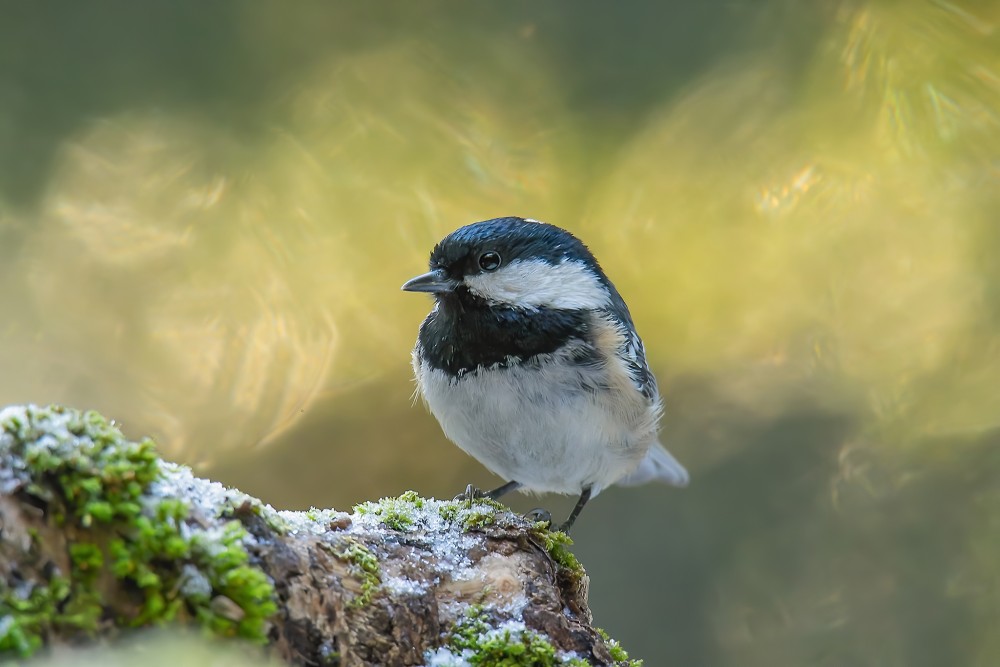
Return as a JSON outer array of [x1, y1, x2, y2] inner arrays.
[[478, 251, 502, 271]]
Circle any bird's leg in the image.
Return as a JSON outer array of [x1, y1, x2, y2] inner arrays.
[[485, 480, 521, 500], [454, 480, 521, 503], [557, 485, 593, 533]]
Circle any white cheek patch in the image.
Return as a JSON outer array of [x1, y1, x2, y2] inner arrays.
[[463, 259, 610, 310]]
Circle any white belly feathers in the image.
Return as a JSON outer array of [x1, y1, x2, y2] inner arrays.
[[413, 340, 660, 496]]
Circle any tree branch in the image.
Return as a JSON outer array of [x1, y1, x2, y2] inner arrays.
[[0, 405, 640, 666]]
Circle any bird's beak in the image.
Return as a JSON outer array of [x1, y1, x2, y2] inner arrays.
[[401, 268, 458, 294]]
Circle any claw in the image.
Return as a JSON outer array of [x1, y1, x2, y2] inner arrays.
[[454, 484, 485, 504], [525, 508, 552, 526]]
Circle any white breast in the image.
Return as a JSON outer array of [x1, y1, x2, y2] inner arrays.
[[412, 340, 660, 496]]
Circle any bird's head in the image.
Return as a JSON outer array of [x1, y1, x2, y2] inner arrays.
[[402, 217, 613, 311]]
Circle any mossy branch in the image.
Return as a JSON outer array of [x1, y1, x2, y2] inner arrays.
[[0, 405, 641, 666]]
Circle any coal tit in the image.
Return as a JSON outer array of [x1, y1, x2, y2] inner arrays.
[[403, 217, 688, 532]]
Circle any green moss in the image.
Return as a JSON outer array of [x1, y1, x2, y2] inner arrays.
[[69, 542, 105, 576], [438, 496, 506, 531], [221, 493, 291, 536], [188, 522, 278, 640], [437, 503, 458, 523], [17, 408, 160, 528], [0, 405, 277, 659], [530, 527, 584, 577], [353, 490, 425, 531], [434, 611, 642, 666], [353, 490, 507, 534], [1, 552, 106, 655], [1, 576, 71, 656], [596, 628, 644, 666], [334, 538, 381, 607], [436, 606, 589, 666], [461, 506, 499, 530]]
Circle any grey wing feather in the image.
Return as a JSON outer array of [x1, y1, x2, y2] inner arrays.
[[622, 325, 658, 400], [600, 301, 658, 401], [601, 286, 689, 488]]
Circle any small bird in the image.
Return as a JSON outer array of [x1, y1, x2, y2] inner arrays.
[[403, 217, 688, 532]]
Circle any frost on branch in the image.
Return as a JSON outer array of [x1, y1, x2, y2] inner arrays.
[[0, 405, 641, 666]]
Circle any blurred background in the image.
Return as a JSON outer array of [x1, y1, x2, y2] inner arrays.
[[1, 1, 999, 664]]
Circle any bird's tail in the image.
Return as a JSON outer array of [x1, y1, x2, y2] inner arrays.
[[617, 443, 690, 488]]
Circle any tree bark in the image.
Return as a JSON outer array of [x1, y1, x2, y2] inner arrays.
[[0, 405, 636, 666]]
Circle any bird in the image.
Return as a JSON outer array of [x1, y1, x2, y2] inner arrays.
[[402, 216, 688, 532]]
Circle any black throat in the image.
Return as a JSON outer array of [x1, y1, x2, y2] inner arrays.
[[417, 293, 590, 375]]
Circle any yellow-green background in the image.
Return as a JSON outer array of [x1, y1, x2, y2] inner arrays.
[[2, 2, 998, 664]]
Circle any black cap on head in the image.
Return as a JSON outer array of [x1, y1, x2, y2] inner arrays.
[[429, 216, 601, 279]]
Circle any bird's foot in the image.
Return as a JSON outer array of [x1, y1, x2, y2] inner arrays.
[[453, 483, 488, 503], [454, 480, 522, 503], [525, 507, 552, 527]]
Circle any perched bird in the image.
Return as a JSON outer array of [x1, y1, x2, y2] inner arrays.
[[403, 217, 688, 532]]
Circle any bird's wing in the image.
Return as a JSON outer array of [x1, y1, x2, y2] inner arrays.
[[621, 323, 659, 401], [598, 307, 659, 401]]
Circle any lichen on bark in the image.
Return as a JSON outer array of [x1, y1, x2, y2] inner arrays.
[[0, 405, 276, 656], [0, 405, 641, 666]]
